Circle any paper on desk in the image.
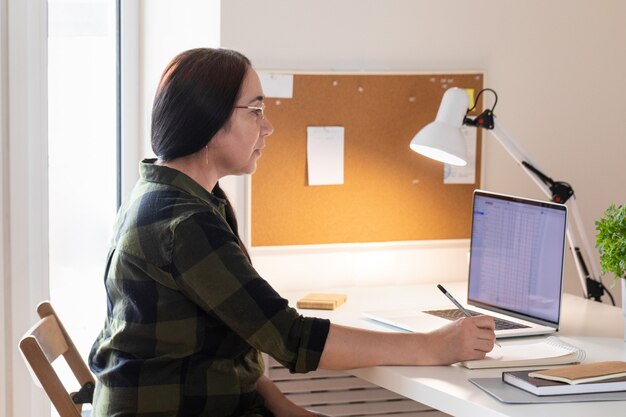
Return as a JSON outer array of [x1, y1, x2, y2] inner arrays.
[[460, 336, 585, 369], [483, 343, 573, 362], [444, 126, 476, 184], [307, 126, 344, 186], [258, 72, 293, 98]]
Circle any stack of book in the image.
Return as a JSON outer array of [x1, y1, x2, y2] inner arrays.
[[503, 361, 626, 396]]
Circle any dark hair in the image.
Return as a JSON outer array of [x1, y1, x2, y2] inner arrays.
[[151, 48, 251, 160], [151, 48, 252, 260]]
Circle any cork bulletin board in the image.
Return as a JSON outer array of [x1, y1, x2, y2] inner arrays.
[[251, 73, 484, 246]]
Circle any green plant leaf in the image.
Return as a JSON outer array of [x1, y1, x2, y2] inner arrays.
[[596, 204, 626, 280]]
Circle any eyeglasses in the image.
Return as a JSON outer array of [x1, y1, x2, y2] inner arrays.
[[233, 102, 265, 119]]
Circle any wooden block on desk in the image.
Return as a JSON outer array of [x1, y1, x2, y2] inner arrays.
[[297, 293, 347, 310]]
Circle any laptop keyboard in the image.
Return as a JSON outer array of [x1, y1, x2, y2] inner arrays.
[[423, 309, 530, 330]]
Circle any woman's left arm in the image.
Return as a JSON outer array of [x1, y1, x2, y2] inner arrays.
[[256, 375, 317, 417]]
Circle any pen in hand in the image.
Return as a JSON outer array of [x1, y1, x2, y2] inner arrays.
[[437, 284, 501, 347]]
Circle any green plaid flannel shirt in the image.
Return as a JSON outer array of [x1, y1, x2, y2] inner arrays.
[[89, 160, 330, 417]]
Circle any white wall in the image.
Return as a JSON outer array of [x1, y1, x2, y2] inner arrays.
[[251, 240, 471, 291], [0, 2, 7, 413], [216, 0, 626, 302]]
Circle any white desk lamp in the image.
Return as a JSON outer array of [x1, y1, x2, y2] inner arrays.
[[410, 87, 610, 303]]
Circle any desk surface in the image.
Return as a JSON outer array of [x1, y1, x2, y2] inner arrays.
[[282, 282, 626, 417]]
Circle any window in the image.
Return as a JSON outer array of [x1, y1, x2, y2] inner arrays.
[[47, 0, 117, 396]]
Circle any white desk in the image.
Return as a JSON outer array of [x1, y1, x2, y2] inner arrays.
[[283, 282, 626, 417]]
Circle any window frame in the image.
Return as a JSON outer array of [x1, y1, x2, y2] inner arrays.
[[2, 0, 50, 416]]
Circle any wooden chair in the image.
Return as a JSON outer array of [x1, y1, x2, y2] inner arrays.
[[19, 301, 95, 417]]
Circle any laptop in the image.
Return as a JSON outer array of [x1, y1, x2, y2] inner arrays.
[[364, 190, 568, 338]]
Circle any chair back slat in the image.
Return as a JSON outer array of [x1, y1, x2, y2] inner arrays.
[[37, 302, 94, 385], [19, 301, 95, 417], [19, 337, 82, 417], [30, 315, 69, 362]]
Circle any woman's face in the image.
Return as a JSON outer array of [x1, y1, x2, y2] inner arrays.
[[209, 67, 274, 177]]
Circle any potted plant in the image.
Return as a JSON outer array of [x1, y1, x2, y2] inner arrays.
[[595, 203, 626, 340]]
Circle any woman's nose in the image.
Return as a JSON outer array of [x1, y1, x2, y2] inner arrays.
[[262, 117, 274, 137]]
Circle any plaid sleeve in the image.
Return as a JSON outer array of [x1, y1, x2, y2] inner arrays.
[[171, 211, 330, 373]]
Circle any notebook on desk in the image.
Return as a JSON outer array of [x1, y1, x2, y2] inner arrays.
[[364, 190, 568, 338]]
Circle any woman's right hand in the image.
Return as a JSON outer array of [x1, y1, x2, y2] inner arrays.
[[424, 315, 496, 364]]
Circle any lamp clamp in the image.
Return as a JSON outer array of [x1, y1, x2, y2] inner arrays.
[[463, 88, 498, 130], [521, 161, 574, 204], [463, 109, 494, 130]]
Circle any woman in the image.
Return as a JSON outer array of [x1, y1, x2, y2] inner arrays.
[[89, 48, 496, 417]]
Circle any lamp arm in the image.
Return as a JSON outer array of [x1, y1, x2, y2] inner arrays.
[[488, 117, 603, 300], [490, 119, 556, 198], [568, 197, 603, 282]]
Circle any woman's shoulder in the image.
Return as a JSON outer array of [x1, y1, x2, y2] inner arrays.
[[112, 184, 225, 258], [133, 181, 219, 217]]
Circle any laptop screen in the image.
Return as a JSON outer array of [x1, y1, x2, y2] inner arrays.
[[467, 190, 568, 326]]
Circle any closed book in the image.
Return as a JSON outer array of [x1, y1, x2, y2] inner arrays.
[[297, 293, 347, 310], [503, 369, 626, 396], [528, 361, 626, 384]]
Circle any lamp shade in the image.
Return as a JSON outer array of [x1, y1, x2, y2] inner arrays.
[[409, 87, 470, 166]]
